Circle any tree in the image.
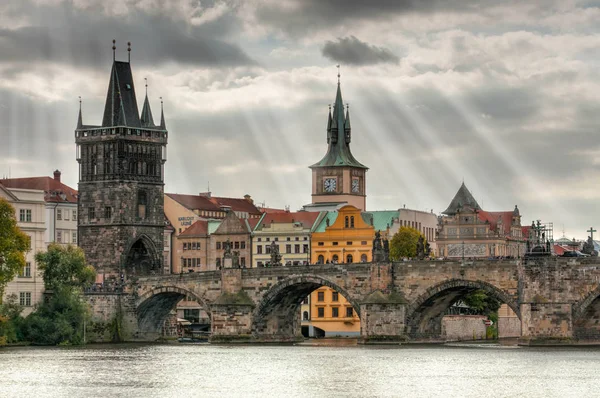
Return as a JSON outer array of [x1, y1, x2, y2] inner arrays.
[[0, 294, 24, 344], [35, 244, 95, 292], [462, 289, 502, 322], [389, 226, 427, 260], [0, 198, 30, 299], [21, 244, 95, 345]]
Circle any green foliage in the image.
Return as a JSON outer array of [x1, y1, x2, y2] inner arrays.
[[0, 198, 30, 299], [20, 244, 95, 345], [389, 226, 426, 260], [0, 294, 24, 344], [35, 244, 95, 292], [462, 289, 502, 317]]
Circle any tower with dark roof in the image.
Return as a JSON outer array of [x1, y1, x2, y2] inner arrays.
[[309, 76, 368, 211], [75, 41, 168, 276]]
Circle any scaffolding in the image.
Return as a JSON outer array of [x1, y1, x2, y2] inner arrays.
[[525, 220, 554, 257]]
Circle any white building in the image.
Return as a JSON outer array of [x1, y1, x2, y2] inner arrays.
[[0, 183, 46, 315], [389, 206, 439, 256]]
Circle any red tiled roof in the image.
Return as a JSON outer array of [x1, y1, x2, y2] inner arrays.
[[179, 220, 209, 237], [0, 176, 78, 203], [260, 207, 288, 214], [521, 226, 531, 238], [553, 244, 573, 256], [246, 217, 262, 231], [209, 196, 262, 215], [477, 210, 514, 235], [166, 193, 221, 212], [256, 211, 320, 229]]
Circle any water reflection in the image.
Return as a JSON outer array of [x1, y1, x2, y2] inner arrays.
[[1, 343, 600, 397]]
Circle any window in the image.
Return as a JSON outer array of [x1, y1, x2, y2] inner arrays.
[[197, 258, 201, 266], [287, 237, 291, 241], [304, 237, 308, 241], [303, 311, 309, 321], [350, 216, 355, 228], [257, 245, 263, 254], [19, 262, 31, 278], [346, 254, 353, 263], [317, 255, 324, 264], [216, 258, 221, 268], [346, 307, 354, 317], [19, 209, 32, 223], [19, 292, 31, 307], [137, 191, 147, 219], [241, 257, 246, 267], [72, 210, 77, 221], [361, 241, 367, 245], [266, 238, 270, 242], [333, 242, 338, 246], [303, 244, 309, 253], [332, 254, 339, 262], [332, 307, 339, 318], [317, 307, 324, 318], [361, 254, 368, 262], [183, 243, 188, 250], [88, 207, 95, 220], [317, 291, 324, 302], [234, 241, 240, 249], [345, 216, 349, 228], [347, 241, 353, 245], [216, 242, 221, 250], [72, 232, 77, 244], [318, 242, 324, 246], [183, 309, 200, 323], [295, 244, 300, 254], [57, 209, 62, 220], [105, 206, 112, 219], [266, 245, 271, 254], [56, 231, 62, 243], [241, 242, 246, 249], [274, 237, 278, 242], [332, 291, 339, 302], [64, 210, 70, 221], [258, 238, 262, 242], [286, 244, 291, 254]]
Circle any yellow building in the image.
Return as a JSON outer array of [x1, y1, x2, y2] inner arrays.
[[307, 286, 360, 337]]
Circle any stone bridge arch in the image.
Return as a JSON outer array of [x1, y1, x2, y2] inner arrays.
[[136, 286, 210, 337], [572, 283, 600, 340], [405, 279, 520, 339], [252, 274, 361, 341]]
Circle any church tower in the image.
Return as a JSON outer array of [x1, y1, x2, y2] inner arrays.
[[75, 41, 168, 277], [310, 75, 368, 210]]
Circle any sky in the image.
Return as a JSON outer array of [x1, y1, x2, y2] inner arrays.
[[2, 0, 600, 240]]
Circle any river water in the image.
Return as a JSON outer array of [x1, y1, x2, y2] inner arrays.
[[1, 341, 600, 398]]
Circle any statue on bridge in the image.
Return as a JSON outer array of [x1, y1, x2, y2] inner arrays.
[[416, 236, 425, 260], [223, 238, 232, 259], [269, 241, 282, 267], [372, 230, 388, 262], [582, 236, 598, 256]]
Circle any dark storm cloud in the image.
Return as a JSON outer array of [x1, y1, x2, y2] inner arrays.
[[321, 36, 399, 65], [0, 2, 254, 69], [254, 0, 495, 35]]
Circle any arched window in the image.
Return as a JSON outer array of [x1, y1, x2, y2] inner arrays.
[[346, 254, 353, 263], [350, 216, 355, 228], [332, 254, 339, 263], [361, 254, 368, 263], [317, 255, 324, 264], [303, 311, 309, 321], [345, 216, 349, 228]]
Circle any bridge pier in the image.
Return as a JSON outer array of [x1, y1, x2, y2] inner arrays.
[[359, 291, 409, 344], [209, 303, 255, 343], [519, 303, 575, 345]]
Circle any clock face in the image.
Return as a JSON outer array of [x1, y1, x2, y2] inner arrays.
[[352, 178, 360, 193], [324, 178, 337, 192]]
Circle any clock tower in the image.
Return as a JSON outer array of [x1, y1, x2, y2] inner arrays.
[[310, 77, 368, 210]]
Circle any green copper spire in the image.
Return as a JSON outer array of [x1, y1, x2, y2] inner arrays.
[[311, 78, 367, 169]]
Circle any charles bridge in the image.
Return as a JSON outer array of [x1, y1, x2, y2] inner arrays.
[[85, 258, 600, 345]]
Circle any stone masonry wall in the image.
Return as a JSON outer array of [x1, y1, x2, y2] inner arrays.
[[441, 315, 487, 341]]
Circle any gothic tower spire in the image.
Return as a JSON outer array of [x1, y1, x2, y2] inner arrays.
[[77, 96, 83, 129], [140, 78, 155, 127]]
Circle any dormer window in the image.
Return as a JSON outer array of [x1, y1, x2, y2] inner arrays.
[[125, 84, 131, 90]]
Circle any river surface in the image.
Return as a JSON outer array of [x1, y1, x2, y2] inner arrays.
[[1, 341, 600, 398]]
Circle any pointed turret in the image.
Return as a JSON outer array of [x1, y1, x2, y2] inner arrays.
[[159, 97, 166, 129], [344, 105, 351, 144], [101, 43, 141, 127], [310, 77, 366, 169], [443, 182, 480, 215], [140, 94, 155, 127], [77, 97, 83, 129]]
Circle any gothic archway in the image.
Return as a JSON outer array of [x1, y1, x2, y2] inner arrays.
[[572, 284, 600, 341], [123, 235, 161, 276]]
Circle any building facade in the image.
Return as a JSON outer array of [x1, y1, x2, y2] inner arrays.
[[437, 183, 526, 259], [309, 79, 368, 211], [0, 184, 46, 315], [307, 286, 360, 337], [75, 47, 168, 278], [252, 211, 320, 267], [390, 207, 439, 255]]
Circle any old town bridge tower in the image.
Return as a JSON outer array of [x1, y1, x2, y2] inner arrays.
[[75, 41, 167, 277], [310, 75, 368, 210]]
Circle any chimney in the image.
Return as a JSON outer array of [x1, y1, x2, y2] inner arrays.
[[199, 191, 211, 198], [244, 194, 253, 204], [53, 170, 61, 183]]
